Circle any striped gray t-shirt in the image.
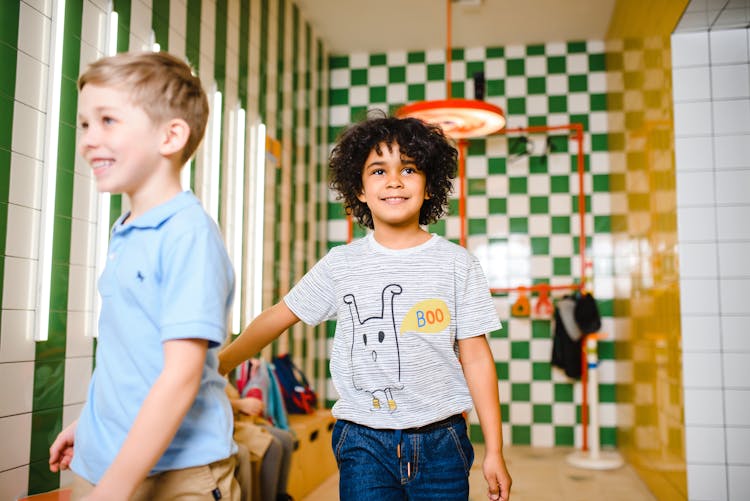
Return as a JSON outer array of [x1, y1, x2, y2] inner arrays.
[[284, 233, 501, 429]]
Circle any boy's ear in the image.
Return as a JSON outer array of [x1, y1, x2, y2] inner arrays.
[[159, 118, 190, 158]]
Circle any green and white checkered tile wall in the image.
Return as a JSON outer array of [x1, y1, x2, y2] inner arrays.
[[325, 40, 618, 447]]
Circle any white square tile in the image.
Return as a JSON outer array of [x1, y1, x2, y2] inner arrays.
[[684, 388, 725, 425], [680, 242, 719, 278], [724, 389, 750, 426], [713, 99, 750, 134], [0, 413, 32, 471], [14, 49, 48, 111], [687, 463, 728, 501], [677, 206, 717, 242], [723, 352, 750, 387], [0, 362, 34, 415], [673, 100, 714, 136], [710, 29, 749, 65], [717, 205, 750, 240], [67, 264, 94, 313], [4, 203, 39, 260], [9, 152, 42, 209], [725, 427, 750, 463], [0, 465, 29, 501], [686, 425, 726, 463], [672, 31, 710, 67], [674, 136, 714, 171], [718, 242, 750, 279], [714, 134, 750, 170], [80, 0, 107, 51], [509, 402, 532, 424], [1, 257, 37, 310], [729, 465, 750, 500], [531, 425, 554, 447], [530, 381, 553, 403], [682, 315, 722, 351], [0, 310, 36, 363], [722, 316, 750, 351], [18, 2, 50, 63], [11, 101, 45, 161], [682, 352, 723, 387], [676, 170, 716, 207], [715, 170, 750, 206], [64, 357, 93, 405], [712, 63, 750, 99], [673, 66, 712, 101], [66, 310, 95, 357]]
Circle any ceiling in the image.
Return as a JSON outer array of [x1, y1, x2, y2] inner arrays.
[[293, 0, 619, 55]]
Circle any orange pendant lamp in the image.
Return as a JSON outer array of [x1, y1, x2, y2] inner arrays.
[[396, 0, 505, 139]]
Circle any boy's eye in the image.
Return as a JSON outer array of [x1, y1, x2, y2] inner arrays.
[[102, 116, 115, 125], [79, 121, 88, 130], [372, 168, 385, 175]]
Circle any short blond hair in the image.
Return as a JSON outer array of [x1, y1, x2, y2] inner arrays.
[[78, 51, 209, 163]]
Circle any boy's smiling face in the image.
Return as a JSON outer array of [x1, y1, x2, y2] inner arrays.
[[77, 83, 163, 197], [357, 142, 429, 231]]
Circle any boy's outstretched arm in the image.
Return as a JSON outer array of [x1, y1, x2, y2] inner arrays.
[[86, 338, 208, 501], [459, 335, 512, 501], [49, 419, 77, 473], [219, 300, 300, 375]]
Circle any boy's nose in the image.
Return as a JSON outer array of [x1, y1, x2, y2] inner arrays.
[[385, 172, 403, 187]]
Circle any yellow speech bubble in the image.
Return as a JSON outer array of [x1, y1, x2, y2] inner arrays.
[[400, 299, 451, 334]]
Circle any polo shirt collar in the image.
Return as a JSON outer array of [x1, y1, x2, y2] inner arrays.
[[113, 191, 199, 232]]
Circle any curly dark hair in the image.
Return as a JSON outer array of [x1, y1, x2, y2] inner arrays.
[[329, 113, 458, 229]]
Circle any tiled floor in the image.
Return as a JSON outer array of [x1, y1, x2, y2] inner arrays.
[[301, 444, 657, 501]]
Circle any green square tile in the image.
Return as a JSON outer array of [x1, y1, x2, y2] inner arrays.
[[553, 257, 571, 275], [507, 97, 525, 115], [551, 216, 570, 234], [570, 153, 590, 173], [571, 194, 591, 213], [528, 116, 547, 127], [328, 125, 344, 142], [526, 44, 545, 56], [506, 59, 525, 76], [407, 51, 425, 63], [329, 88, 348, 105], [408, 84, 425, 101], [554, 383, 574, 402], [568, 74, 587, 93], [508, 177, 527, 194], [495, 361, 509, 378], [330, 55, 349, 68], [530, 237, 549, 255], [511, 341, 530, 358], [533, 404, 553, 422], [548, 135, 569, 153], [548, 95, 567, 113], [568, 114, 589, 131], [529, 156, 548, 174], [547, 56, 566, 74], [369, 86, 386, 102], [451, 48, 464, 61], [511, 383, 530, 401], [467, 61, 484, 76], [590, 93, 607, 111], [468, 140, 486, 156], [532, 363, 551, 381], [511, 425, 531, 445], [488, 157, 506, 174], [531, 319, 551, 338], [427, 63, 444, 81], [567, 41, 586, 53], [589, 53, 606, 71], [0, 42, 17, 98], [599, 341, 615, 360], [470, 423, 485, 443], [594, 215, 611, 233], [486, 47, 504, 58], [599, 383, 616, 403], [468, 218, 486, 235], [428, 218, 445, 234], [555, 426, 575, 446], [388, 66, 406, 83], [327, 201, 347, 219], [450, 81, 465, 98], [369, 53, 386, 65], [468, 178, 486, 195], [489, 198, 507, 214], [0, 2, 20, 48], [593, 174, 609, 192], [486, 79, 505, 96], [600, 427, 616, 447], [350, 68, 367, 85], [351, 106, 369, 122], [550, 175, 569, 193], [0, 148, 10, 201], [33, 360, 65, 411], [509, 217, 528, 234], [529, 196, 548, 214], [591, 133, 608, 151], [527, 76, 546, 94]]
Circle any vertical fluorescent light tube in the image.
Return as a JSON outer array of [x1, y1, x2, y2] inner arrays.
[[90, 5, 118, 338], [251, 123, 266, 320], [36, 0, 66, 341], [208, 89, 222, 222], [231, 108, 246, 334]]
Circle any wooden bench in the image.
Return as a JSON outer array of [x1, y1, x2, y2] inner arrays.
[[286, 409, 337, 499]]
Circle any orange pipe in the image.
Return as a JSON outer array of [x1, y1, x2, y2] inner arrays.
[[446, 0, 452, 98], [458, 139, 467, 247]]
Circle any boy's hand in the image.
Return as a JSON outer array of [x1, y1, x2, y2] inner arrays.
[[483, 449, 512, 501], [49, 420, 78, 473], [236, 397, 264, 416]]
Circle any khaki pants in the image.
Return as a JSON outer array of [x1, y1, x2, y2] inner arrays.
[[72, 455, 240, 501]]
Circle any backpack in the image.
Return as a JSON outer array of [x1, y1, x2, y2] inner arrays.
[[271, 353, 317, 414], [236, 358, 290, 430]]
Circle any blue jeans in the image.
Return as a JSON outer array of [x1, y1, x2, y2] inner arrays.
[[332, 415, 474, 501]]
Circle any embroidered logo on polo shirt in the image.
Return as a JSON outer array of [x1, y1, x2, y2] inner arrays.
[[136, 271, 145, 282]]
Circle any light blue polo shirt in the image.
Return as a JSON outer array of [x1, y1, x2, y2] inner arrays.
[[71, 191, 237, 483]]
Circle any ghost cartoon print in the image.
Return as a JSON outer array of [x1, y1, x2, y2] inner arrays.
[[343, 284, 404, 412]]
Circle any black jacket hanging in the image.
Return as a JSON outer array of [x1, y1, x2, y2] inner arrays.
[[551, 298, 582, 379]]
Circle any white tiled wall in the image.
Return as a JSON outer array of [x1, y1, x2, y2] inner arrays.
[[672, 27, 750, 501]]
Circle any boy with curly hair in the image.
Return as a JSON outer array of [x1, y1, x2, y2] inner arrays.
[[48, 52, 238, 500], [219, 113, 512, 500]]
